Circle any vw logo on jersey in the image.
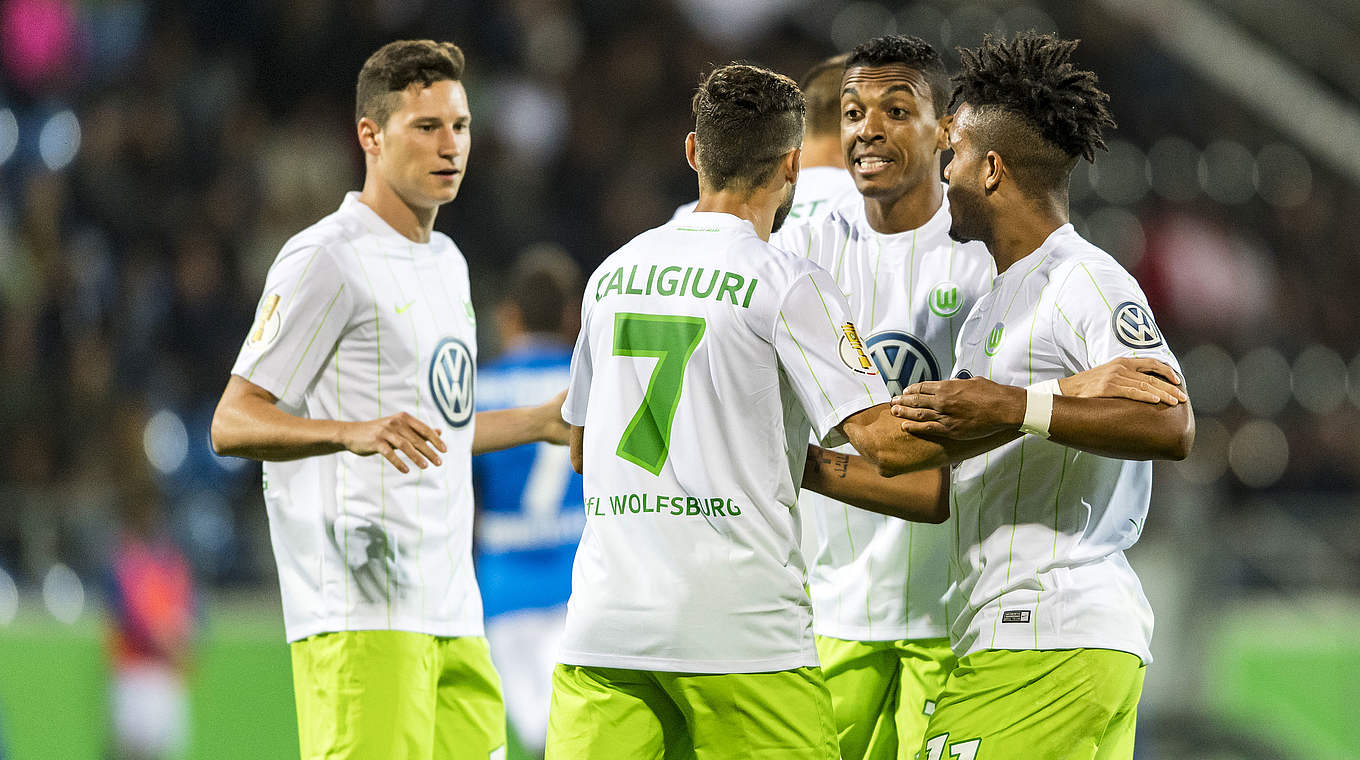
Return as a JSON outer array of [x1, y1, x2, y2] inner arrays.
[[429, 337, 475, 428], [1112, 301, 1163, 349], [865, 331, 940, 396]]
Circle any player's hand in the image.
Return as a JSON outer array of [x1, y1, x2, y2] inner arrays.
[[537, 389, 570, 446], [342, 412, 447, 473], [1059, 358, 1187, 405], [891, 377, 1023, 440]]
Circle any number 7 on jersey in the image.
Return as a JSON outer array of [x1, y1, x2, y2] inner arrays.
[[612, 312, 706, 475]]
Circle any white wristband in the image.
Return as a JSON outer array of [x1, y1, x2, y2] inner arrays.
[[1030, 378, 1062, 396], [1020, 383, 1056, 439]]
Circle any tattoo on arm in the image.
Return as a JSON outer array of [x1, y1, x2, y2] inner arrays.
[[817, 449, 850, 479]]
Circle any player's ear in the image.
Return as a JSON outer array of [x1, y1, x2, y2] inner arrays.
[[934, 113, 953, 152], [984, 150, 1004, 193], [783, 146, 801, 185], [685, 132, 699, 172], [358, 117, 383, 157]]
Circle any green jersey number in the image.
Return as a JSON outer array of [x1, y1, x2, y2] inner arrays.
[[611, 312, 706, 475]]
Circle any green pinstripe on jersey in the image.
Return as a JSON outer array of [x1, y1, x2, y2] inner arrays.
[[779, 311, 837, 412], [271, 283, 347, 398], [805, 275, 878, 403], [245, 245, 325, 382], [346, 239, 393, 626], [387, 240, 428, 628]]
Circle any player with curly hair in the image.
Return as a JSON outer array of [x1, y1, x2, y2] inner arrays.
[[882, 32, 1195, 759]]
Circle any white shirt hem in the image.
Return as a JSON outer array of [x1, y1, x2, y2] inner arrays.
[[284, 617, 485, 644], [557, 649, 818, 674]]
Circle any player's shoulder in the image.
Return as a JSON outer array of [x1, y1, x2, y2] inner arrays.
[[1047, 228, 1136, 285]]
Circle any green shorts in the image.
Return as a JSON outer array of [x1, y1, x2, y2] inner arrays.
[[290, 630, 506, 760], [915, 648, 1145, 760], [545, 664, 838, 760], [815, 635, 956, 760]]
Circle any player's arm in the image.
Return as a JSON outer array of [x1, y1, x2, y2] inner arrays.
[[802, 445, 948, 523], [1058, 357, 1186, 405], [472, 389, 570, 455], [210, 375, 447, 474], [568, 425, 584, 474], [839, 403, 1021, 474], [893, 375, 1194, 460]]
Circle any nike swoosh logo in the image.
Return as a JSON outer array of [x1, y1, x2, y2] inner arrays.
[[395, 300, 416, 314]]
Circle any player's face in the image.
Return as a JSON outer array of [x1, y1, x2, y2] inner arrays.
[[372, 80, 471, 209], [942, 103, 992, 244], [841, 64, 945, 201]]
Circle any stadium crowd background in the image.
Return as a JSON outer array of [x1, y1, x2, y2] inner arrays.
[[0, 0, 1356, 757]]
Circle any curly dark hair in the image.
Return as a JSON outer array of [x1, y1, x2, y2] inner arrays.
[[845, 35, 951, 118], [692, 63, 805, 192], [356, 40, 465, 126], [951, 33, 1115, 162]]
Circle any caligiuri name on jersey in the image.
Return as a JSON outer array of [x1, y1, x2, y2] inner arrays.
[[595, 264, 758, 308]]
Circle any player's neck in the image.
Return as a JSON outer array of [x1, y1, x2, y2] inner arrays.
[[800, 136, 844, 170], [989, 204, 1068, 274], [862, 178, 942, 235], [694, 190, 780, 241], [358, 177, 439, 244]]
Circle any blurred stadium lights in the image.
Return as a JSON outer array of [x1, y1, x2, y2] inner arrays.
[[0, 566, 17, 626], [1147, 136, 1201, 202], [1097, 0, 1360, 186], [1253, 142, 1313, 208], [1175, 416, 1230, 484], [1228, 419, 1290, 489], [37, 108, 80, 171], [1198, 139, 1256, 205], [143, 408, 190, 476], [1083, 206, 1145, 269], [1235, 346, 1293, 418], [0, 107, 17, 165], [41, 562, 85, 624], [831, 3, 897, 51], [1091, 140, 1150, 205], [944, 5, 1001, 50], [1181, 344, 1237, 415], [896, 4, 948, 49], [1291, 345, 1348, 415]]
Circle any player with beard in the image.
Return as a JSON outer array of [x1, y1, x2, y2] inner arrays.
[[884, 33, 1194, 759], [775, 35, 1187, 760], [547, 62, 947, 760]]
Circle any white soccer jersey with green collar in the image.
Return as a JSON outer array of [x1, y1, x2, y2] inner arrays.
[[561, 211, 889, 673], [947, 223, 1180, 665], [231, 192, 483, 642], [774, 191, 995, 642]]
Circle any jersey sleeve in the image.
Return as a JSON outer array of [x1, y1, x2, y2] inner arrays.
[[1050, 257, 1181, 375], [230, 244, 355, 408], [562, 290, 596, 427], [772, 267, 890, 447]]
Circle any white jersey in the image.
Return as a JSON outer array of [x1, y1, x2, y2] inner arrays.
[[948, 223, 1179, 665], [775, 191, 995, 641], [670, 165, 857, 223], [562, 211, 889, 673], [231, 192, 483, 642]]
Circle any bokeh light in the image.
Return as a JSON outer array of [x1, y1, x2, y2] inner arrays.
[[0, 108, 17, 165], [144, 408, 189, 475], [1175, 417, 1230, 485], [38, 109, 81, 170], [1181, 344, 1237, 414], [0, 566, 17, 626], [1147, 136, 1201, 202], [1091, 140, 1149, 205], [1254, 142, 1312, 208], [1198, 140, 1257, 205], [1291, 345, 1347, 415], [42, 563, 85, 624], [1228, 419, 1290, 489], [1235, 347, 1292, 418]]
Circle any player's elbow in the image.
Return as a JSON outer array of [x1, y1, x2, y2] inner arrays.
[[1166, 415, 1195, 461], [209, 409, 234, 457]]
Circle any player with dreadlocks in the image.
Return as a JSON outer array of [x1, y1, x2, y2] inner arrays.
[[876, 32, 1195, 759]]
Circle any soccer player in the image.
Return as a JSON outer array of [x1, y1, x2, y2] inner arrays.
[[772, 35, 995, 760], [887, 33, 1195, 759], [210, 40, 567, 760], [473, 247, 585, 758], [672, 53, 857, 224], [547, 63, 942, 760]]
